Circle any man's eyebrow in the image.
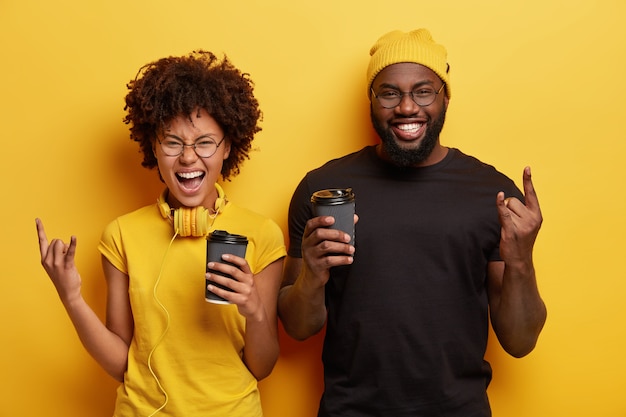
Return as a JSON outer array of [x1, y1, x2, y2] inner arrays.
[[377, 80, 435, 89]]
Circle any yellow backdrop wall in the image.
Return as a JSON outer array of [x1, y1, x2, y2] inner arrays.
[[1, 0, 625, 416]]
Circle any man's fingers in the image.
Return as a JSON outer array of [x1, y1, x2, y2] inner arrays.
[[303, 216, 335, 239], [496, 192, 513, 225], [522, 166, 541, 212]]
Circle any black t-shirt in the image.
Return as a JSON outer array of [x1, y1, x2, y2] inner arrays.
[[287, 146, 523, 417]]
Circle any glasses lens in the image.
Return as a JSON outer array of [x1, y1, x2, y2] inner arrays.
[[374, 92, 401, 109], [194, 141, 218, 158], [380, 97, 400, 108], [160, 140, 183, 156], [413, 91, 437, 106]]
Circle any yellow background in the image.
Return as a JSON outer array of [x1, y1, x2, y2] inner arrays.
[[1, 0, 625, 415]]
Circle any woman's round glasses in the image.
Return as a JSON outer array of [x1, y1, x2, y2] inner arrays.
[[158, 136, 225, 158]]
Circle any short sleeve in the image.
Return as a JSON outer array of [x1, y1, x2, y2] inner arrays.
[[97, 218, 128, 274], [286, 176, 314, 258]]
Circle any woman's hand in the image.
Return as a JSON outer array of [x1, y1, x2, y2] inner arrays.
[[206, 255, 263, 320], [36, 218, 83, 305]]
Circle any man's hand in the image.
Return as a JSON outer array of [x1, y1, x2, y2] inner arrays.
[[496, 166, 543, 264]]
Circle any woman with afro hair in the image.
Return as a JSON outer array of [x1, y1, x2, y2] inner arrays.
[[36, 51, 286, 417]]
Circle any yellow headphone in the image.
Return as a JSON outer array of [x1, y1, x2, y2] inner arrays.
[[157, 184, 227, 237]]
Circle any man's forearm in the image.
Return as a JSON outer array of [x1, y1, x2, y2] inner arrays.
[[278, 281, 327, 341]]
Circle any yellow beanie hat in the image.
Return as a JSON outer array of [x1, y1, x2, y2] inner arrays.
[[366, 28, 451, 98]]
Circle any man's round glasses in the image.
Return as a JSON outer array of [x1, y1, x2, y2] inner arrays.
[[158, 136, 225, 158], [371, 83, 445, 109]]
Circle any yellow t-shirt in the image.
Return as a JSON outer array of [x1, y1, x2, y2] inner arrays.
[[98, 196, 286, 417]]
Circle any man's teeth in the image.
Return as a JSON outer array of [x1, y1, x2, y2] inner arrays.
[[178, 171, 203, 179], [398, 123, 422, 132]]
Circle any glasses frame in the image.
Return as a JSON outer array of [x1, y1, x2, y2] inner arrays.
[[371, 83, 446, 109], [157, 135, 226, 159]]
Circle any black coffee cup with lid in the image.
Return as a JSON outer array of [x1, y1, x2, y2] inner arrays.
[[205, 230, 248, 304], [311, 188, 355, 246]]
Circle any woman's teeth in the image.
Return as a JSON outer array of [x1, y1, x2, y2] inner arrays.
[[177, 171, 203, 179]]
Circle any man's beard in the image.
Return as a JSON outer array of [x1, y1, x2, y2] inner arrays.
[[371, 106, 447, 167]]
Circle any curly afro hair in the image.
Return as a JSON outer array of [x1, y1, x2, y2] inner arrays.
[[123, 50, 262, 181]]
